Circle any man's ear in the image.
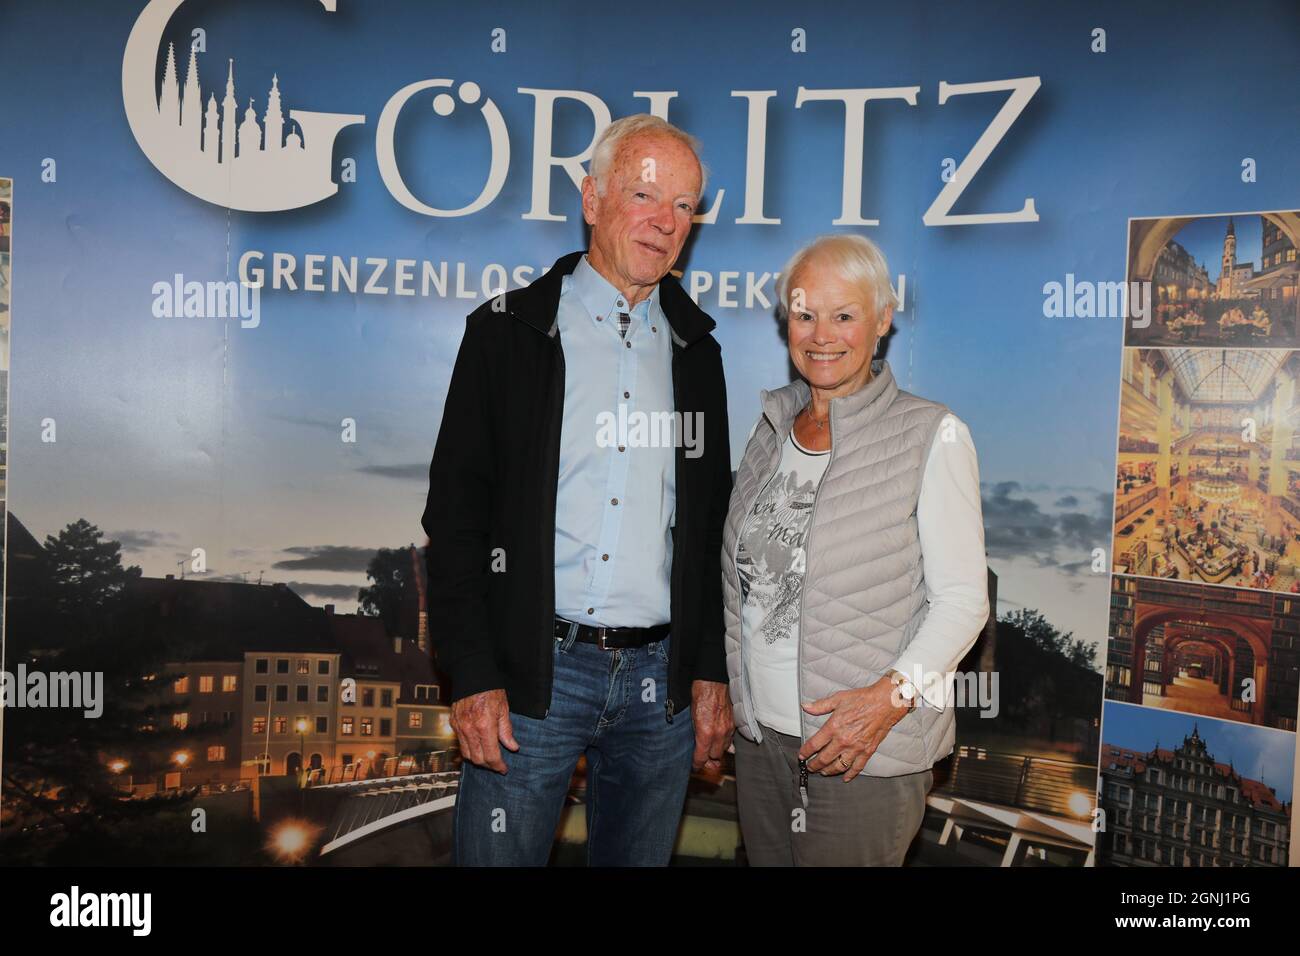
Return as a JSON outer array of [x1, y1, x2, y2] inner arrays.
[[580, 175, 598, 226]]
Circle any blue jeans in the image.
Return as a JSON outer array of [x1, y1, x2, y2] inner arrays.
[[453, 624, 695, 866]]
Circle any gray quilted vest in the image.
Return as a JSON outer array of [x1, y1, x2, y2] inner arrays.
[[722, 358, 955, 776]]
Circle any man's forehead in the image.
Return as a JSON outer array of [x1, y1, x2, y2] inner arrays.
[[614, 135, 699, 172]]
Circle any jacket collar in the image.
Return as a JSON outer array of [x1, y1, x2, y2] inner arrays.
[[509, 250, 716, 347], [760, 359, 899, 440]]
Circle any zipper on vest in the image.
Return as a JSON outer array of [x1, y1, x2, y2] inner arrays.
[[795, 402, 837, 748], [733, 416, 787, 745], [732, 522, 760, 742]]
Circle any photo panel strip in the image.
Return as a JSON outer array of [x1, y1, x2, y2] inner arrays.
[[1098, 210, 1300, 866], [0, 175, 10, 769]]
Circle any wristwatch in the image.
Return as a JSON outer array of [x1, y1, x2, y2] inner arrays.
[[886, 669, 919, 710]]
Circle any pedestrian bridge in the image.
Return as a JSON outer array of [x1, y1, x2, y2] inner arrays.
[[306, 750, 458, 857]]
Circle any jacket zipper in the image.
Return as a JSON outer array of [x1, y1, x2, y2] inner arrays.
[[733, 409, 787, 747], [794, 402, 835, 810], [535, 317, 565, 719], [666, 344, 683, 725]]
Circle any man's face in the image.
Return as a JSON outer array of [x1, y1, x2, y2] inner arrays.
[[582, 132, 702, 293]]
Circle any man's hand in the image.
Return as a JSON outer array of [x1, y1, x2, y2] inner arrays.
[[690, 679, 734, 773], [450, 689, 518, 774], [798, 677, 911, 781]]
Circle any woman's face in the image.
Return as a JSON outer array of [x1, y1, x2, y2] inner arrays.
[[786, 256, 893, 397]]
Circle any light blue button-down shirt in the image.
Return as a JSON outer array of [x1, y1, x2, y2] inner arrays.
[[554, 254, 676, 627]]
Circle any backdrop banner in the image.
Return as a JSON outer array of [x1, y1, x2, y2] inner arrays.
[[0, 0, 1296, 878]]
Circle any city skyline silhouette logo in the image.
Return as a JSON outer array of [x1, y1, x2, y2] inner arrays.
[[122, 0, 365, 212]]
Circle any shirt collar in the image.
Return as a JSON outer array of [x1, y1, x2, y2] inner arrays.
[[569, 253, 661, 328]]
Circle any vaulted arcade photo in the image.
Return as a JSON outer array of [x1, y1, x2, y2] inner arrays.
[[1107, 574, 1299, 731]]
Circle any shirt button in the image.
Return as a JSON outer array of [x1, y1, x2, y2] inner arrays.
[[625, 341, 632, 349], [587, 607, 595, 615], [623, 391, 630, 399], [597, 315, 603, 321], [651, 326, 657, 333], [611, 498, 619, 506], [618, 445, 625, 453], [602, 554, 609, 561]]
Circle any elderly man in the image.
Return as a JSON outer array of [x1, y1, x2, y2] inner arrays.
[[422, 115, 734, 866]]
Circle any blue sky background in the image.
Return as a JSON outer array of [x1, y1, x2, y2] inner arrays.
[[1, 0, 1299, 671], [1103, 701, 1294, 804]]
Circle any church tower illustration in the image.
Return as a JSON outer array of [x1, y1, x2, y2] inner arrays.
[[122, 0, 365, 213], [154, 44, 306, 168], [1217, 216, 1238, 298]]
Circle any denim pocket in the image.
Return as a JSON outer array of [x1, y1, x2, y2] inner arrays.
[[651, 635, 671, 665], [556, 621, 579, 654]]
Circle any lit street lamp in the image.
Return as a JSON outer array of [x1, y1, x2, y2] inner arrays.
[[107, 758, 131, 795], [294, 718, 310, 788], [267, 818, 318, 865], [171, 751, 191, 792]]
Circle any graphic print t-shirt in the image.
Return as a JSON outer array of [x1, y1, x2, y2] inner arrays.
[[736, 430, 831, 736]]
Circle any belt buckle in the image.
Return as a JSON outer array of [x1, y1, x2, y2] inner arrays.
[[595, 626, 612, 651]]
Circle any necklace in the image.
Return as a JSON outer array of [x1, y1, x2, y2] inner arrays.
[[803, 405, 828, 429]]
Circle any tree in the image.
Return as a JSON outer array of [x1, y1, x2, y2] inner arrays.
[[0, 518, 170, 856], [357, 546, 411, 635], [40, 518, 142, 649], [999, 607, 1098, 669]]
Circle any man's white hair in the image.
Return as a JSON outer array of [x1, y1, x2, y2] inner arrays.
[[776, 233, 899, 318], [590, 114, 708, 200]]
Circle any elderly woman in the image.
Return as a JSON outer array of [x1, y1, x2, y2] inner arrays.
[[722, 234, 990, 866]]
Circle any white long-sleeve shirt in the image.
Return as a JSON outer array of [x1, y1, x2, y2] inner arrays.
[[737, 413, 989, 733], [888, 414, 990, 710]]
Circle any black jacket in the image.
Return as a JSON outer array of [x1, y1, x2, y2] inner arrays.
[[421, 250, 732, 721]]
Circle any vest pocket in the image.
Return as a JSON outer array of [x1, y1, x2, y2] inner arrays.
[[916, 703, 934, 765]]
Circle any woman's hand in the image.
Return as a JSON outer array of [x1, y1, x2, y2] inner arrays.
[[798, 677, 912, 781]]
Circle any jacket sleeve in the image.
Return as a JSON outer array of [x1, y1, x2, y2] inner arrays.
[[693, 346, 733, 684], [421, 312, 506, 703]]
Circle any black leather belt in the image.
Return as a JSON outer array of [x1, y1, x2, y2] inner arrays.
[[554, 617, 669, 650]]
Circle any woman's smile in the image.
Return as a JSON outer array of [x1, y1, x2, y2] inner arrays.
[[804, 349, 848, 363]]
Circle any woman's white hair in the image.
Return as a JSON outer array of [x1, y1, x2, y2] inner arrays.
[[590, 114, 709, 200], [776, 233, 898, 318]]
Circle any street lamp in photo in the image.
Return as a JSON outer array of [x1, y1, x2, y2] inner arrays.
[[267, 818, 319, 866], [171, 750, 190, 791], [107, 758, 131, 795], [294, 718, 309, 790], [1068, 790, 1094, 819]]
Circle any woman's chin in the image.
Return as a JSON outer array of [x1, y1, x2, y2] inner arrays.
[[801, 372, 844, 390]]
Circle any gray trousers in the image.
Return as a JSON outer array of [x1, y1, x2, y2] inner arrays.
[[734, 723, 933, 866]]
